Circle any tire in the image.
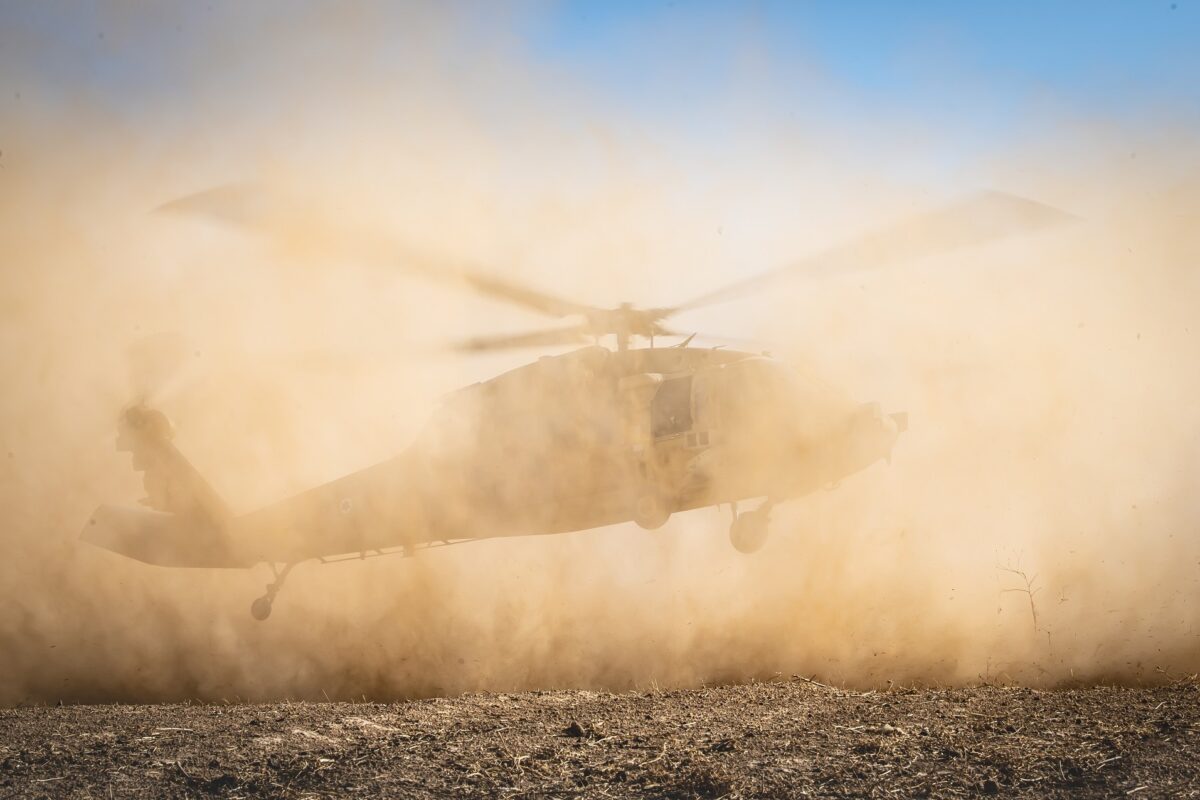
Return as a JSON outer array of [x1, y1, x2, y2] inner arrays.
[[729, 511, 769, 554], [633, 491, 671, 530], [250, 595, 273, 621]]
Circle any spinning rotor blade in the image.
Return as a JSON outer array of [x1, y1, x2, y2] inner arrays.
[[158, 183, 271, 228], [672, 190, 1076, 313], [450, 326, 591, 353], [161, 184, 1074, 353], [401, 256, 595, 319], [161, 184, 596, 321]]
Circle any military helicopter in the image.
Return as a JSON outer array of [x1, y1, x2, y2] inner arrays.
[[82, 188, 1070, 619]]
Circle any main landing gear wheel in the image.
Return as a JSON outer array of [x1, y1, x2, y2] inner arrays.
[[251, 562, 296, 621], [633, 490, 671, 530], [250, 595, 273, 621], [729, 507, 771, 554]]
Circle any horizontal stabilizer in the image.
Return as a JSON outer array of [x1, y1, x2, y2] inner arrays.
[[81, 505, 251, 568]]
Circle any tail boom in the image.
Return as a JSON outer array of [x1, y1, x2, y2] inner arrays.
[[82, 505, 252, 568]]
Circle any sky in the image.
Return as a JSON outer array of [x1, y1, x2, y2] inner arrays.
[[0, 0, 1192, 238], [528, 1, 1199, 111], [3, 2, 1197, 130]]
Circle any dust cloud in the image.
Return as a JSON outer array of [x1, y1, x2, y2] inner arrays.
[[1, 6, 1198, 705]]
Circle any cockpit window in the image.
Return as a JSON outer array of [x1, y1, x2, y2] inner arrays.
[[651, 376, 693, 438]]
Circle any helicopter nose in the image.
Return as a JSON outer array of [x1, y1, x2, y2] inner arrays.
[[880, 410, 908, 464], [857, 402, 907, 436], [851, 402, 908, 465]]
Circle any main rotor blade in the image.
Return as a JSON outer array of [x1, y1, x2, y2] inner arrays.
[[672, 190, 1076, 313], [158, 184, 271, 228], [160, 184, 596, 320], [450, 326, 591, 353], [404, 256, 595, 319]]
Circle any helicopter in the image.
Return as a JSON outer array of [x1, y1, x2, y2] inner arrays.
[[81, 188, 1071, 619]]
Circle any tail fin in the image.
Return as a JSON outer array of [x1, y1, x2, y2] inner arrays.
[[116, 404, 231, 525], [81, 405, 251, 568]]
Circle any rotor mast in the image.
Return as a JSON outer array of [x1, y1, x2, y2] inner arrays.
[[615, 303, 632, 352]]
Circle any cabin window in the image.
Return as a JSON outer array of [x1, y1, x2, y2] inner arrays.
[[651, 376, 693, 438]]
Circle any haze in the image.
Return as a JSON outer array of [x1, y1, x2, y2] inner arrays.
[[1, 3, 1198, 704]]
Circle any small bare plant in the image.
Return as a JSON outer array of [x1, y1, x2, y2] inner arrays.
[[997, 556, 1053, 653]]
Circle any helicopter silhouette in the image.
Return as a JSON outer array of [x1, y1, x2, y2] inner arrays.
[[82, 187, 1071, 619]]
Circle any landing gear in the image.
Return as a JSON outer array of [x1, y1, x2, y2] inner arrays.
[[250, 595, 273, 621], [633, 490, 671, 530], [729, 503, 772, 554], [250, 562, 295, 621]]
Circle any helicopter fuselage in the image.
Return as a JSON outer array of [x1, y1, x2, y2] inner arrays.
[[83, 344, 904, 592], [221, 345, 904, 564]]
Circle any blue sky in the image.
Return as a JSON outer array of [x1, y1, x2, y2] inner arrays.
[[527, 1, 1198, 108], [3, 1, 1196, 127], [520, 1, 1200, 148]]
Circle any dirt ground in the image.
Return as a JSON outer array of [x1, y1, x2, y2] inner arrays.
[[1, 680, 1198, 798]]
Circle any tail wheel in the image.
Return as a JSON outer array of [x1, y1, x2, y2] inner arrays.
[[730, 510, 769, 554], [249, 562, 296, 621], [633, 491, 671, 530]]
